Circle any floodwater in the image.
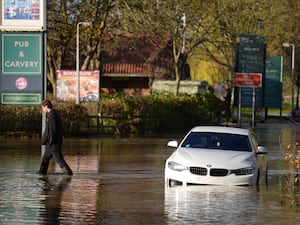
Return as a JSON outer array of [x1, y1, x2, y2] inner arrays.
[[0, 120, 300, 225]]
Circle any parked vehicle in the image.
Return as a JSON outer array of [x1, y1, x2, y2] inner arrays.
[[165, 126, 268, 186]]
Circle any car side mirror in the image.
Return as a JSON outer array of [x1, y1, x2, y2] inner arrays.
[[167, 140, 178, 148], [257, 146, 268, 154]]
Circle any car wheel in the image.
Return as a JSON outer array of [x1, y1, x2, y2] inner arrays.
[[165, 179, 173, 187], [166, 179, 181, 187], [169, 179, 176, 187]]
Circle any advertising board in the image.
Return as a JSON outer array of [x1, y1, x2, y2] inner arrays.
[[56, 70, 99, 102], [0, 0, 45, 31]]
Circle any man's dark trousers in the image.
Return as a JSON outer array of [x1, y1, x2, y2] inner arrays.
[[39, 144, 73, 175]]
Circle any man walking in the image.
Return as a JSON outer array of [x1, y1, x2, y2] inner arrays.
[[39, 100, 73, 176]]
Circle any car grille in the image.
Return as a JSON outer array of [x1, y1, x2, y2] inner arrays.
[[190, 167, 229, 176], [210, 168, 228, 176], [190, 167, 207, 175]]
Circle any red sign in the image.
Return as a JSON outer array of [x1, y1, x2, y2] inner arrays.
[[234, 73, 262, 87]]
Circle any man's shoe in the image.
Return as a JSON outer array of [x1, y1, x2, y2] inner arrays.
[[62, 167, 73, 176], [37, 171, 47, 175]]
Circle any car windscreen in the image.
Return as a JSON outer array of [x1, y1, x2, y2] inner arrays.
[[181, 132, 252, 152]]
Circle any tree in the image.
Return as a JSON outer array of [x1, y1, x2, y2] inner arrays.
[[190, 1, 275, 84], [46, 0, 300, 99], [46, 0, 114, 99], [117, 0, 219, 95], [47, 0, 78, 97], [195, 0, 300, 92]]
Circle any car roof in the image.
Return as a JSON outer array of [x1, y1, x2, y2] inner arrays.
[[190, 126, 250, 136]]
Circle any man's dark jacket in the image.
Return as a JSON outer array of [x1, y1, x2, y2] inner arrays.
[[41, 109, 64, 145]]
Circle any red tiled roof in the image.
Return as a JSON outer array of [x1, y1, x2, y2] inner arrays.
[[101, 36, 174, 78], [102, 63, 151, 75]]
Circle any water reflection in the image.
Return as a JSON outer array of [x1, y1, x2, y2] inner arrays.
[[165, 186, 259, 225], [39, 176, 72, 224], [1, 128, 300, 224], [0, 173, 45, 224], [38, 175, 101, 224], [164, 184, 300, 225]]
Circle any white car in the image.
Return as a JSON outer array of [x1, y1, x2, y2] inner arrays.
[[165, 126, 268, 186]]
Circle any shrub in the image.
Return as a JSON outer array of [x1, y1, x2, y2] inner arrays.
[[0, 93, 227, 136], [0, 106, 41, 136], [100, 93, 226, 134]]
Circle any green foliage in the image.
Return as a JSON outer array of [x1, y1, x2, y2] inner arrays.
[[0, 104, 88, 137], [0, 94, 226, 136], [46, 0, 297, 99], [100, 93, 226, 134], [56, 103, 89, 136], [0, 106, 41, 135], [280, 143, 300, 206]]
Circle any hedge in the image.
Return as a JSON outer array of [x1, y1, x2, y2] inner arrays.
[[0, 93, 226, 136]]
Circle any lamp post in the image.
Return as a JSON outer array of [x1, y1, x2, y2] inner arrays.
[[283, 42, 295, 118], [76, 21, 91, 104], [181, 13, 186, 54]]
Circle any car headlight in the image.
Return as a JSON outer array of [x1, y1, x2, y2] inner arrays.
[[167, 161, 188, 171], [231, 167, 255, 175]]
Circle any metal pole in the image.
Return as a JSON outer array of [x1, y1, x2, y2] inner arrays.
[[181, 13, 186, 54], [41, 31, 47, 159], [283, 42, 295, 118], [238, 87, 241, 127], [76, 23, 80, 104], [297, 84, 299, 110], [291, 44, 295, 118], [252, 87, 255, 129], [76, 22, 91, 104]]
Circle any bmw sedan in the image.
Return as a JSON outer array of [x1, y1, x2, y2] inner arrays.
[[165, 126, 268, 186]]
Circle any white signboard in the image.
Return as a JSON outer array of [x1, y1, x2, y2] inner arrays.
[[0, 0, 45, 31]]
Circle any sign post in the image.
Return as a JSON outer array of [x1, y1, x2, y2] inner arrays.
[[0, 0, 46, 158], [234, 73, 262, 128]]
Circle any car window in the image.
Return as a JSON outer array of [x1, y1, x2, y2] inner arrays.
[[181, 132, 252, 152]]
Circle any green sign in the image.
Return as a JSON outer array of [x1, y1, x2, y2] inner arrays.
[[2, 33, 42, 74], [1, 93, 41, 105], [264, 56, 283, 108], [235, 35, 266, 108], [0, 32, 44, 106]]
